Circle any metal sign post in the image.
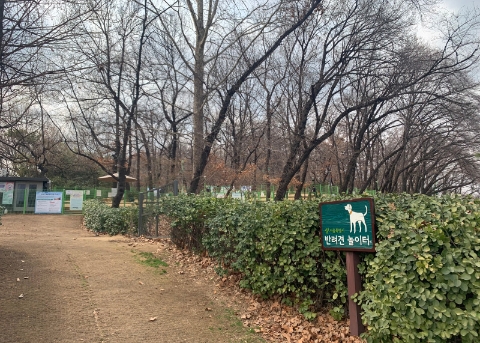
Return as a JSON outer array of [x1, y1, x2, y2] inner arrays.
[[319, 198, 376, 336]]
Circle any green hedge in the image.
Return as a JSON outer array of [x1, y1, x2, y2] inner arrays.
[[359, 193, 480, 343], [155, 195, 222, 251], [204, 199, 346, 319], [83, 199, 138, 235], [157, 193, 480, 342], [158, 195, 348, 319]]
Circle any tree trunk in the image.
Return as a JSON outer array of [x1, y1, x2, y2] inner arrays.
[[294, 159, 309, 200], [135, 121, 153, 189], [135, 133, 141, 191], [265, 91, 272, 201], [191, 0, 207, 190]]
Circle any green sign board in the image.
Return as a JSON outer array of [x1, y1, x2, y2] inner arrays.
[[319, 198, 376, 252]]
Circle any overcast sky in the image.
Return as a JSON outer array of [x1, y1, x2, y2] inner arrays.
[[440, 0, 478, 13], [417, 0, 479, 40], [415, 0, 480, 80]]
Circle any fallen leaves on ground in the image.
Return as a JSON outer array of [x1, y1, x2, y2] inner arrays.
[[128, 234, 366, 343]]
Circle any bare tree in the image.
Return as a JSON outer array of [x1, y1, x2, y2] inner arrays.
[[0, 0, 89, 173], [140, 14, 193, 186], [56, 0, 149, 207], [216, 84, 265, 196], [272, 0, 480, 200], [147, 0, 325, 193]]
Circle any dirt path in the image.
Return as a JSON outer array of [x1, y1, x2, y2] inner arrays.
[[0, 215, 264, 343]]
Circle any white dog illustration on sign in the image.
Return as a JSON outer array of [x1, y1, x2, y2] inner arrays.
[[345, 204, 368, 233]]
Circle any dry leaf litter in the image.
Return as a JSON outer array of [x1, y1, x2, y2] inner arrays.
[[125, 231, 366, 343]]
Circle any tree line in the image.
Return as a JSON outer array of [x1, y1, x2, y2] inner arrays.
[[1, 0, 479, 206]]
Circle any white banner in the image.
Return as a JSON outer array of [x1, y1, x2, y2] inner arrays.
[[68, 190, 84, 210], [35, 192, 63, 214]]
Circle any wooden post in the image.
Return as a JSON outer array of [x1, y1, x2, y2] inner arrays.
[[346, 251, 364, 336]]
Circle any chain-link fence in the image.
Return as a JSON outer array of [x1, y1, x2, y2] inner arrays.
[[137, 180, 179, 237]]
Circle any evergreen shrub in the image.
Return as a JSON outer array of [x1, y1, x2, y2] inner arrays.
[[156, 195, 223, 251], [83, 199, 137, 235], [85, 194, 480, 343], [359, 193, 480, 343], [93, 192, 480, 342]]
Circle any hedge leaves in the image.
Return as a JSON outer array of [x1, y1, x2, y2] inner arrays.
[[86, 192, 480, 342]]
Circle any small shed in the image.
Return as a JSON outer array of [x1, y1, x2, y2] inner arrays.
[[0, 177, 49, 212]]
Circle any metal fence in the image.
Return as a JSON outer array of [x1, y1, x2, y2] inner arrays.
[[137, 180, 179, 237], [1, 181, 374, 216], [200, 183, 341, 200], [200, 183, 377, 200], [0, 187, 142, 214]]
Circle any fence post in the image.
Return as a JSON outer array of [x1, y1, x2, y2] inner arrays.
[[138, 192, 144, 236], [155, 188, 160, 237], [62, 190, 65, 214], [173, 180, 179, 196], [23, 188, 27, 214]]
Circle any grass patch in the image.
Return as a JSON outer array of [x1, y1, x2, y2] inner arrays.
[[220, 308, 266, 343], [133, 251, 168, 273]]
